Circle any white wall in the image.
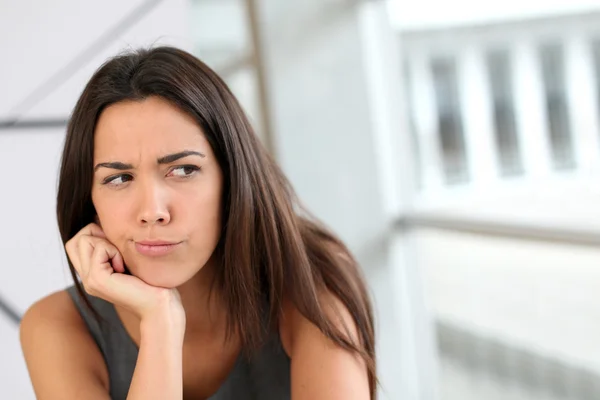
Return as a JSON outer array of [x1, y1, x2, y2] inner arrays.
[[0, 1, 190, 397]]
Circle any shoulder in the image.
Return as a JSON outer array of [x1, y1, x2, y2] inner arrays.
[[279, 291, 359, 354], [278, 242, 363, 353], [278, 292, 370, 399], [21, 288, 80, 328], [20, 288, 97, 343], [20, 289, 109, 397]]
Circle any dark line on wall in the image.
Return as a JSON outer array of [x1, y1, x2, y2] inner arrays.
[[0, 118, 68, 130], [4, 0, 163, 125], [0, 294, 21, 325]]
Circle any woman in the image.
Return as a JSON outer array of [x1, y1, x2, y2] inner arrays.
[[19, 46, 376, 399]]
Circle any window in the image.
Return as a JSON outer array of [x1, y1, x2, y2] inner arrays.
[[431, 57, 469, 184], [540, 43, 575, 170], [486, 49, 524, 177]]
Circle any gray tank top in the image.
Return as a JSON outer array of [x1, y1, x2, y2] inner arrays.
[[66, 286, 291, 400]]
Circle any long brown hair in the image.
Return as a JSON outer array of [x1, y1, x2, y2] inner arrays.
[[56, 46, 376, 396]]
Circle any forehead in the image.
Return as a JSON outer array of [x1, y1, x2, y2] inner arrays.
[[94, 96, 209, 159]]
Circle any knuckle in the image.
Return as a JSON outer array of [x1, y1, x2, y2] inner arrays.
[[81, 280, 93, 295], [65, 240, 76, 255], [86, 272, 100, 294]]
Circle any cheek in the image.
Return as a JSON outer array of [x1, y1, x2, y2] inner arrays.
[[94, 197, 130, 240], [186, 189, 223, 245]]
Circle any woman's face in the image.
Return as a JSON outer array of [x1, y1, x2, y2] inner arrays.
[[91, 96, 223, 288]]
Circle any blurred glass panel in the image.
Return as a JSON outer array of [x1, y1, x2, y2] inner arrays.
[[190, 0, 249, 69], [431, 57, 469, 185], [540, 43, 575, 171], [190, 0, 268, 148], [393, 3, 600, 400], [591, 39, 600, 130], [403, 60, 423, 190], [486, 49, 524, 177]]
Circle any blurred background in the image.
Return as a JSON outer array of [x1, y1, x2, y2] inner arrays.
[[1, 0, 600, 399]]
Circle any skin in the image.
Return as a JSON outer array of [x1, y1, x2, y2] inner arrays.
[[92, 96, 240, 397], [92, 96, 223, 291], [20, 96, 371, 399]]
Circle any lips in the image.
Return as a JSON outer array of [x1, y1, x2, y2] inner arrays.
[[134, 240, 182, 256], [136, 239, 179, 246]]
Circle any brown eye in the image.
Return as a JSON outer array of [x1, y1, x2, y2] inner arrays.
[[103, 174, 133, 186], [169, 165, 200, 178]]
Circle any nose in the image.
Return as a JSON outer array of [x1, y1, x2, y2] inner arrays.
[[137, 179, 171, 226]]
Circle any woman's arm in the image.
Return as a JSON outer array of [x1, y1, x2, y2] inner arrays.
[[280, 294, 371, 400], [127, 300, 185, 400], [20, 291, 111, 400], [20, 290, 186, 400]]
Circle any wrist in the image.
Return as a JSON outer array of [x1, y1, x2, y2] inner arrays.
[[140, 294, 186, 341]]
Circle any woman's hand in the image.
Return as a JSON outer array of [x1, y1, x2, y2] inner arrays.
[[65, 222, 185, 326]]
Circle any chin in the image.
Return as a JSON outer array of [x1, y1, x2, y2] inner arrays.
[[124, 253, 210, 289], [125, 261, 194, 289], [136, 271, 190, 289]]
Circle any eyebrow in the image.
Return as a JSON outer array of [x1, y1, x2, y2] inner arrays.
[[94, 150, 205, 172]]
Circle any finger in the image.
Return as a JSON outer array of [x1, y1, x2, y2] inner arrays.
[[72, 223, 107, 241], [66, 223, 107, 258], [111, 249, 125, 273], [76, 237, 98, 280], [69, 223, 106, 246], [76, 236, 110, 279], [89, 242, 128, 298], [79, 237, 125, 278], [71, 236, 101, 278], [65, 241, 81, 273], [91, 238, 124, 273], [91, 240, 124, 274], [81, 243, 113, 298], [83, 223, 107, 239], [67, 249, 82, 278]]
